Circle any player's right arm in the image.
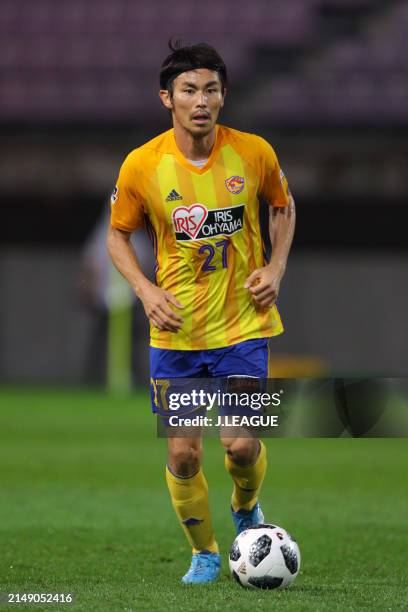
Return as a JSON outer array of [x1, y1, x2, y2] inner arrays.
[[107, 226, 183, 332], [107, 153, 183, 332]]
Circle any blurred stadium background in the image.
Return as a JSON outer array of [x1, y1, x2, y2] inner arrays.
[[1, 0, 408, 389]]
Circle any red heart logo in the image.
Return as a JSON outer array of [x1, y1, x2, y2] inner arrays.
[[172, 204, 208, 239]]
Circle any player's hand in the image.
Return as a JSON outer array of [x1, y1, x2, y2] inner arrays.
[[244, 264, 283, 308], [138, 282, 184, 332]]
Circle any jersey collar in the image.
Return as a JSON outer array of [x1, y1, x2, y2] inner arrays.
[[171, 125, 222, 174]]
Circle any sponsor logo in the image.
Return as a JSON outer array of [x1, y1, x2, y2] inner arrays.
[[237, 561, 247, 574], [225, 175, 245, 194], [172, 203, 245, 241], [165, 188, 183, 202], [172, 204, 208, 239], [279, 168, 285, 182], [111, 186, 119, 204]]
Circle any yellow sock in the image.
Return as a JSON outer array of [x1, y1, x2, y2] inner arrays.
[[165, 466, 219, 554], [225, 440, 267, 512]]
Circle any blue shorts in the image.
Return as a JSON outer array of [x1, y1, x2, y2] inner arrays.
[[150, 338, 269, 414]]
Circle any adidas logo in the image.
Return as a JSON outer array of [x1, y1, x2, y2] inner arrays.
[[238, 561, 247, 575], [165, 189, 182, 202]]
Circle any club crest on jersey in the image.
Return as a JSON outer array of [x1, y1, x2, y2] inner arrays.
[[225, 175, 245, 194], [111, 186, 119, 204], [172, 203, 245, 241]]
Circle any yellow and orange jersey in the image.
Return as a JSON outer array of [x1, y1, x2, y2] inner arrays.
[[110, 125, 291, 350]]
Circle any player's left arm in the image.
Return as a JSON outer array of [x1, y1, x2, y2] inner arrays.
[[245, 196, 296, 307]]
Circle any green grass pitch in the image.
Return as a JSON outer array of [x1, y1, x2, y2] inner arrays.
[[0, 387, 407, 611]]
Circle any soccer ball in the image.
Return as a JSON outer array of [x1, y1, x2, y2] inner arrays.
[[229, 524, 301, 589]]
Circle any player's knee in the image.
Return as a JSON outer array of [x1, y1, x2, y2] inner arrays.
[[168, 445, 202, 477], [222, 437, 259, 466]]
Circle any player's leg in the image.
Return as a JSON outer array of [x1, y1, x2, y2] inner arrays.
[[166, 435, 220, 583], [221, 435, 266, 532], [150, 346, 220, 582], [166, 434, 218, 552], [208, 338, 269, 533]]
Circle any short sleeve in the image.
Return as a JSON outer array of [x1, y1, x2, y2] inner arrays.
[[110, 154, 145, 232], [257, 137, 291, 207]]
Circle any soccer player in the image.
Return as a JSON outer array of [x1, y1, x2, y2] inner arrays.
[[107, 41, 295, 584]]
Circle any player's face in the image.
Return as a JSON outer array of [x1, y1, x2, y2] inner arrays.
[[160, 69, 225, 137]]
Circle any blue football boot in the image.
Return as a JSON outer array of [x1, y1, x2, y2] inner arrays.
[[231, 501, 265, 535], [181, 551, 221, 584]]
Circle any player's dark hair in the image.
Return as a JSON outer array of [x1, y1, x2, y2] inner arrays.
[[160, 39, 227, 95]]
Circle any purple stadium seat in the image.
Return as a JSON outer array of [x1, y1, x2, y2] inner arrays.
[[0, 0, 407, 121]]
